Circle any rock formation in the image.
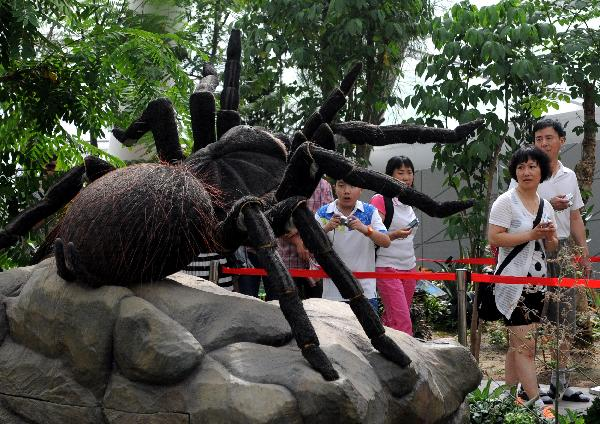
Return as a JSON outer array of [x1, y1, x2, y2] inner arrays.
[[0, 259, 481, 423]]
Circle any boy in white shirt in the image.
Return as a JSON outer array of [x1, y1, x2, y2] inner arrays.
[[315, 179, 390, 310]]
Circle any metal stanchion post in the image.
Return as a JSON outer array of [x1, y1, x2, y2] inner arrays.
[[208, 260, 219, 284], [456, 268, 468, 347]]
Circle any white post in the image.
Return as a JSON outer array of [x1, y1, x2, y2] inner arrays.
[[208, 260, 219, 284]]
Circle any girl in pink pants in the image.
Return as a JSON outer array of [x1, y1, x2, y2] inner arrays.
[[371, 156, 418, 335], [375, 268, 417, 334]]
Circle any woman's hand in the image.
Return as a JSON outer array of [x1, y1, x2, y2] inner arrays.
[[389, 228, 412, 241], [531, 222, 556, 241]]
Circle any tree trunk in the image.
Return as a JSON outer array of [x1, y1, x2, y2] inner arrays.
[[573, 82, 596, 346], [574, 81, 597, 205]]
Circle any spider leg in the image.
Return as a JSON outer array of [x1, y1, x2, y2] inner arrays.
[[54, 238, 75, 281], [112, 98, 184, 163], [0, 165, 85, 250], [216, 29, 241, 139], [218, 197, 339, 380], [331, 119, 484, 146], [291, 203, 411, 367], [83, 156, 115, 182], [277, 143, 474, 217], [189, 64, 218, 153], [289, 63, 362, 153]]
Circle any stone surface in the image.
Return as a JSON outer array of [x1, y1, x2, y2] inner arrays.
[[5, 258, 132, 396], [0, 264, 33, 298], [114, 296, 204, 383], [103, 409, 190, 424], [131, 273, 293, 351], [0, 261, 482, 423], [0, 337, 97, 406], [0, 394, 104, 424], [0, 301, 6, 345]]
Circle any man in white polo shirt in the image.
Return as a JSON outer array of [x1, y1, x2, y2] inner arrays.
[[315, 179, 390, 311], [534, 118, 591, 402]]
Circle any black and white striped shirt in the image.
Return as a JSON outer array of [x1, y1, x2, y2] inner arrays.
[[183, 252, 233, 290]]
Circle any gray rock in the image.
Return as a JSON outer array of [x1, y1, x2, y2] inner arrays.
[[0, 301, 6, 345], [0, 403, 29, 424], [114, 296, 204, 383], [103, 409, 190, 424], [0, 394, 104, 424], [0, 337, 97, 405], [0, 261, 482, 423], [0, 264, 35, 297], [104, 358, 301, 424], [131, 273, 293, 351], [6, 258, 133, 396]]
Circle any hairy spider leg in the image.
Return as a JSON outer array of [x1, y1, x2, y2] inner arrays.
[[112, 98, 184, 163], [190, 29, 242, 152], [277, 143, 474, 218], [0, 165, 85, 250], [222, 197, 339, 380], [216, 28, 241, 139], [331, 119, 484, 146], [291, 204, 411, 367], [289, 63, 362, 153]]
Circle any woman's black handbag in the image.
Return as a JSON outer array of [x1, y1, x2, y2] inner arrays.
[[477, 199, 544, 322]]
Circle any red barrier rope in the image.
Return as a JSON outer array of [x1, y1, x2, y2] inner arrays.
[[221, 267, 456, 281], [471, 273, 600, 288], [418, 256, 600, 265], [221, 267, 600, 288]]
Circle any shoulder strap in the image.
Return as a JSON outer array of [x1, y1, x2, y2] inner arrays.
[[495, 198, 544, 275], [383, 196, 394, 229]]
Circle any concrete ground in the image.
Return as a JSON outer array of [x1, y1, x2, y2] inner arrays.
[[479, 379, 597, 416]]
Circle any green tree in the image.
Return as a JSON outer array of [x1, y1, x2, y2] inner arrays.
[[237, 0, 432, 164]]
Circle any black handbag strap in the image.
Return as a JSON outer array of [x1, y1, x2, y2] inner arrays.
[[495, 198, 544, 275]]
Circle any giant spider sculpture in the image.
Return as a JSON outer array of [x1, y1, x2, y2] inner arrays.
[[0, 30, 482, 381]]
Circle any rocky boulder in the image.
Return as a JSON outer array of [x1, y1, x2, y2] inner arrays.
[[0, 259, 481, 423]]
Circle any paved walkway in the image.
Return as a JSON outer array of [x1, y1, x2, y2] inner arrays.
[[479, 379, 597, 416]]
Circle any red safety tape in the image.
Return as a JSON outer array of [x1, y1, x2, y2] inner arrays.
[[221, 267, 600, 288], [221, 267, 455, 281], [471, 272, 600, 289], [419, 256, 600, 265]]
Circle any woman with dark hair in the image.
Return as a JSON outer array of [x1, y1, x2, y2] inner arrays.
[[370, 156, 418, 335], [488, 145, 558, 411]]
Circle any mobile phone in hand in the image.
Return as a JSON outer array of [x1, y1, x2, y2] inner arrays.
[[406, 218, 419, 229]]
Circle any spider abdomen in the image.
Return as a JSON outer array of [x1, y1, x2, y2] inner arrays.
[[57, 163, 217, 287]]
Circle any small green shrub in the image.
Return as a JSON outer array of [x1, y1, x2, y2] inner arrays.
[[468, 381, 521, 424], [487, 322, 508, 348], [504, 410, 538, 424]]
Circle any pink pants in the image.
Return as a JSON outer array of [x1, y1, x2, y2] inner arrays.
[[376, 267, 417, 335]]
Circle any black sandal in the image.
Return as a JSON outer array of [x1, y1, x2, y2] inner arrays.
[[561, 388, 591, 403]]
